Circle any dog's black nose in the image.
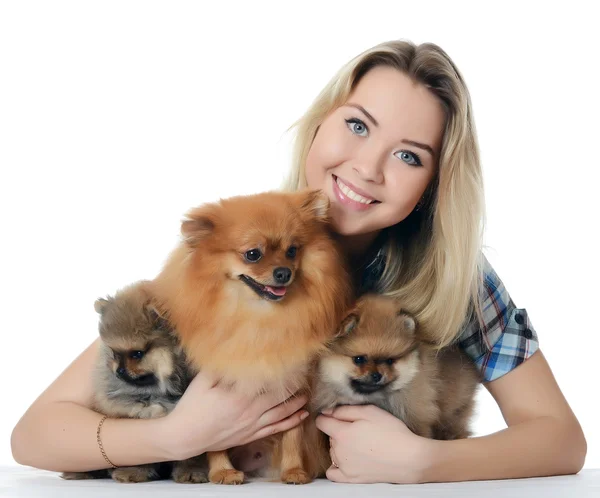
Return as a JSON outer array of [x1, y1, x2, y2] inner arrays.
[[370, 372, 382, 383], [273, 267, 292, 284], [117, 367, 126, 376]]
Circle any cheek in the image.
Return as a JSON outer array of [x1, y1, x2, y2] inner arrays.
[[320, 356, 353, 387], [305, 121, 350, 188], [385, 167, 433, 210], [390, 352, 420, 390]]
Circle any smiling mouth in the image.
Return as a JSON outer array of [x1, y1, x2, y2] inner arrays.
[[333, 175, 381, 205], [239, 275, 287, 302]]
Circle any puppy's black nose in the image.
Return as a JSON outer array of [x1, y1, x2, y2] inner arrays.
[[117, 367, 126, 376], [370, 372, 382, 383], [273, 267, 292, 284]]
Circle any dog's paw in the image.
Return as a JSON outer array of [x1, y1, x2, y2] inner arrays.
[[60, 470, 108, 480], [172, 466, 208, 484], [111, 466, 157, 483], [281, 467, 311, 485], [209, 468, 245, 485]]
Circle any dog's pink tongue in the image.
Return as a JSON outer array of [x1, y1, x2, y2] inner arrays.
[[264, 285, 287, 296]]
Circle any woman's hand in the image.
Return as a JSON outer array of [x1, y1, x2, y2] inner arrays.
[[316, 404, 436, 484], [160, 371, 308, 461]]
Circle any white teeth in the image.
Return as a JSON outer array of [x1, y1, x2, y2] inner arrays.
[[336, 177, 375, 204]]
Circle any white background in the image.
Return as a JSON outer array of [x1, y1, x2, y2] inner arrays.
[[1, 1, 598, 470]]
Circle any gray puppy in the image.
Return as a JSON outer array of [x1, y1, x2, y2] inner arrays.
[[61, 280, 207, 483]]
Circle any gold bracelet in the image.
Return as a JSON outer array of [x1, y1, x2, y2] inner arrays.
[[96, 415, 117, 469]]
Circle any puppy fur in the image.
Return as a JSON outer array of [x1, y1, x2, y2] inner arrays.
[[150, 190, 352, 484], [60, 280, 207, 484], [311, 294, 481, 474]]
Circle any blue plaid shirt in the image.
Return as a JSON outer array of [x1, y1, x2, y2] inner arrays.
[[358, 250, 539, 383]]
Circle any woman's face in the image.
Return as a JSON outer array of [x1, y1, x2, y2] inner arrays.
[[305, 66, 445, 238]]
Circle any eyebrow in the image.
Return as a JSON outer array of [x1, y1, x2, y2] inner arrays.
[[345, 103, 379, 127], [401, 139, 435, 157], [345, 102, 435, 157]]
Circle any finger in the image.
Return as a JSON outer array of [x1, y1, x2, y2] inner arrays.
[[315, 414, 349, 438], [249, 409, 309, 442], [257, 394, 308, 427], [253, 390, 308, 417], [328, 404, 379, 422]]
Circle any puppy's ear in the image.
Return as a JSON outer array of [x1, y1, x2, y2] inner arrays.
[[336, 313, 358, 338], [397, 309, 417, 334], [298, 189, 330, 222], [181, 204, 220, 247], [146, 303, 171, 331], [94, 298, 111, 315]]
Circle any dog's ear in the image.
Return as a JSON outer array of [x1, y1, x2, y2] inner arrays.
[[94, 297, 111, 315], [181, 204, 220, 247], [397, 308, 417, 334], [298, 189, 330, 222], [145, 303, 171, 331], [336, 312, 358, 338]]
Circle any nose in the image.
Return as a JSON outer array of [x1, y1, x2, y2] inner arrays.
[[273, 267, 292, 284], [353, 148, 385, 184], [370, 372, 382, 383], [117, 367, 126, 376]]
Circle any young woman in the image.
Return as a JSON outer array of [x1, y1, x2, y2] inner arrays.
[[11, 39, 586, 484]]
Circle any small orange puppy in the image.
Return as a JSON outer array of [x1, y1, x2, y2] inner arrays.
[[151, 189, 351, 484]]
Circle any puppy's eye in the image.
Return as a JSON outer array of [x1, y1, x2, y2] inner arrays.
[[244, 249, 262, 262], [353, 356, 367, 365], [385, 358, 395, 366], [286, 246, 297, 259], [129, 350, 144, 360]]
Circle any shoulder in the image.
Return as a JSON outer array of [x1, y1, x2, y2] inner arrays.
[[457, 255, 539, 382]]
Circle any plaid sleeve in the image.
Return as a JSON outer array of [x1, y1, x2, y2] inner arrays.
[[458, 256, 539, 382]]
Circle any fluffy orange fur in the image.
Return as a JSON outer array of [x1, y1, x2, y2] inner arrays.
[[151, 189, 352, 484]]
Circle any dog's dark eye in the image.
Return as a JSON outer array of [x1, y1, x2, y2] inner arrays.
[[129, 350, 144, 360], [286, 246, 297, 259], [353, 356, 367, 365], [385, 358, 395, 366], [244, 249, 262, 262]]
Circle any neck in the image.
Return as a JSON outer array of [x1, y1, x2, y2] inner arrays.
[[334, 230, 382, 265]]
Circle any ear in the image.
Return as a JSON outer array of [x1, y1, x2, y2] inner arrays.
[[181, 205, 219, 247], [397, 309, 417, 334], [336, 313, 358, 338], [146, 303, 171, 331], [298, 189, 330, 222], [94, 297, 111, 315]]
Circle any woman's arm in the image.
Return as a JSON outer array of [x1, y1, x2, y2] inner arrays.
[[316, 350, 586, 484], [425, 349, 586, 482], [11, 338, 308, 473], [11, 338, 171, 471]]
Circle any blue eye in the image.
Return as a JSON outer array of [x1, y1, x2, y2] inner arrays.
[[395, 150, 422, 167], [286, 246, 297, 259], [129, 350, 144, 360], [353, 356, 367, 365], [345, 118, 368, 137]]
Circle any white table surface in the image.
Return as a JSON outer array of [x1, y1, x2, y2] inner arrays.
[[1, 466, 599, 497]]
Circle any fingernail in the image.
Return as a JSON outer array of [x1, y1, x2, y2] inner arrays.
[[322, 408, 333, 416], [300, 411, 309, 420]]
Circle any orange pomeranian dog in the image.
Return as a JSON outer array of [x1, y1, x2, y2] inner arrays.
[[150, 189, 352, 485]]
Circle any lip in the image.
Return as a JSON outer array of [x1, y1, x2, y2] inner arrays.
[[332, 175, 379, 212], [239, 275, 286, 302]]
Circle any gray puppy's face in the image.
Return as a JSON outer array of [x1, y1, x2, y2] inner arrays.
[[95, 293, 179, 388]]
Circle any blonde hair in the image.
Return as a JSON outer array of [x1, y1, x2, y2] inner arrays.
[[283, 40, 485, 347]]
